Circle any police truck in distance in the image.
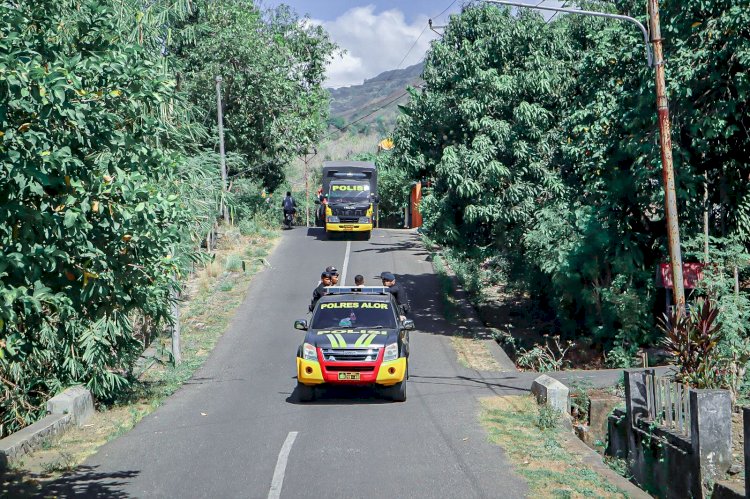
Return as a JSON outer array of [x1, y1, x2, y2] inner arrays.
[[316, 161, 378, 239]]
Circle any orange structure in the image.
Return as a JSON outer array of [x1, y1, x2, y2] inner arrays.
[[408, 181, 423, 228]]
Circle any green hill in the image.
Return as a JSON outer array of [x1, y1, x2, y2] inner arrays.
[[327, 61, 424, 135]]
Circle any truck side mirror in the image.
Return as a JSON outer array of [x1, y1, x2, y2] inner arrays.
[[372, 194, 380, 203], [294, 319, 308, 331], [402, 319, 415, 330]]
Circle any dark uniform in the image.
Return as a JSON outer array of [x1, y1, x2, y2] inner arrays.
[[380, 271, 410, 317], [388, 282, 410, 316], [309, 272, 332, 311]]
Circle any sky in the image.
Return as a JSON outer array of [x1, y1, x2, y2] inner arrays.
[[261, 1, 564, 88]]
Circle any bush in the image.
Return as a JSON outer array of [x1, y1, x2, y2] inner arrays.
[[224, 255, 244, 272], [659, 297, 722, 388], [537, 403, 561, 430], [517, 336, 574, 372]]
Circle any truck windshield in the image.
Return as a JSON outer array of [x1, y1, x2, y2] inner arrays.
[[329, 184, 370, 204], [311, 301, 396, 329]]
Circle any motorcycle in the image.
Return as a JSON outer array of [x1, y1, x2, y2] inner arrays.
[[283, 211, 294, 229]]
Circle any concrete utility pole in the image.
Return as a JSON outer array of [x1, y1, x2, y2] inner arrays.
[[216, 75, 229, 224], [170, 289, 181, 365], [304, 151, 311, 228], [648, 0, 685, 311]]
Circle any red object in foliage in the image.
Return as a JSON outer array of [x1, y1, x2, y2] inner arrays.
[[656, 263, 705, 289], [410, 182, 423, 228]]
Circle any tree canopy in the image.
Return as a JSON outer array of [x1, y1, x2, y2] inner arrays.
[[0, 0, 336, 436], [388, 0, 750, 364]]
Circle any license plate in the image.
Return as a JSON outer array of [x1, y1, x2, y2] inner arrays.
[[338, 372, 360, 381]]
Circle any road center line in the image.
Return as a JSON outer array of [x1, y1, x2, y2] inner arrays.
[[268, 431, 298, 499], [340, 240, 351, 285]]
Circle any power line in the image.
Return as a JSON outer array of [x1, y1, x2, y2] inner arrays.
[[233, 2, 460, 182], [362, 0, 459, 106], [327, 89, 410, 138], [395, 24, 429, 73], [431, 0, 459, 20]]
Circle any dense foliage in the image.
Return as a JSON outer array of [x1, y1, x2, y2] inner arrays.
[[389, 1, 750, 371], [177, 1, 335, 191], [0, 0, 334, 436]]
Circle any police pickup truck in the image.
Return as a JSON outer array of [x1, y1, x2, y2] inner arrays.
[[294, 286, 413, 402]]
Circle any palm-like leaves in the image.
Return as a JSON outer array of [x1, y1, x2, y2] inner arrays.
[[659, 298, 722, 388]]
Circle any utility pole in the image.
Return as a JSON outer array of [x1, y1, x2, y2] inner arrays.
[[216, 75, 229, 224], [304, 152, 310, 227], [648, 0, 685, 311], [170, 288, 181, 365]]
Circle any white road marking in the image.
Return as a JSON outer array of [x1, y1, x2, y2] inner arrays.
[[268, 431, 298, 499], [340, 240, 351, 285]]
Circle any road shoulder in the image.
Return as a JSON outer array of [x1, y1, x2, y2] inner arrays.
[[480, 395, 646, 498]]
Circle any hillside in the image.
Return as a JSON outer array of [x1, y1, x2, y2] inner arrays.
[[327, 61, 424, 135], [285, 63, 426, 190]]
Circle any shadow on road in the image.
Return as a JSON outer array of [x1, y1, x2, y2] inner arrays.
[[286, 384, 395, 406], [305, 227, 370, 242], [305, 227, 328, 241], [353, 235, 429, 257], [2, 466, 139, 498], [408, 374, 530, 394]]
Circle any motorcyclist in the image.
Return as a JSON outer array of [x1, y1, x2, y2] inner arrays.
[[282, 191, 297, 226], [380, 271, 410, 321]]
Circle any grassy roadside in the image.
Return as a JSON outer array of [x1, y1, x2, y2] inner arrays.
[[481, 396, 630, 498], [429, 247, 503, 372], [1, 224, 278, 493]]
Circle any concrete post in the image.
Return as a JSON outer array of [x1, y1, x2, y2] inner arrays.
[[171, 289, 181, 365], [530, 374, 569, 415], [624, 368, 653, 427], [690, 389, 732, 491]]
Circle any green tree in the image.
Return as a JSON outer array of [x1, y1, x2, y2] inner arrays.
[[0, 0, 186, 434], [389, 0, 749, 367], [175, 1, 337, 191]]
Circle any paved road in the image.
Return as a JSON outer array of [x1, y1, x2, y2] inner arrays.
[[47, 228, 530, 498]]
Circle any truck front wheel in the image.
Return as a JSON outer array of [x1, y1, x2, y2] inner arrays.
[[296, 382, 316, 402], [386, 379, 406, 402]]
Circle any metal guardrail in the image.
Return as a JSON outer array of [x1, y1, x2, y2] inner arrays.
[[645, 373, 691, 436]]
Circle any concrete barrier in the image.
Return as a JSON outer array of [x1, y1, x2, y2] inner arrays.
[[47, 385, 94, 426], [531, 374, 569, 415], [0, 386, 94, 471]]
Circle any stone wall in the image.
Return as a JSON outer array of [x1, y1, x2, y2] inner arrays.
[[0, 385, 94, 471], [606, 369, 732, 498]]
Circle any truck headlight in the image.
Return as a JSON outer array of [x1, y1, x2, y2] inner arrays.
[[383, 342, 399, 362], [303, 343, 318, 362], [327, 216, 340, 223], [358, 216, 371, 224]]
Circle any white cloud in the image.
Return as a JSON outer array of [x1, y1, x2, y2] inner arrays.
[[315, 5, 437, 89]]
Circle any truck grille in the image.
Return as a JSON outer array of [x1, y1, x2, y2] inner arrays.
[[325, 365, 375, 372], [332, 208, 366, 217], [322, 348, 380, 362]]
